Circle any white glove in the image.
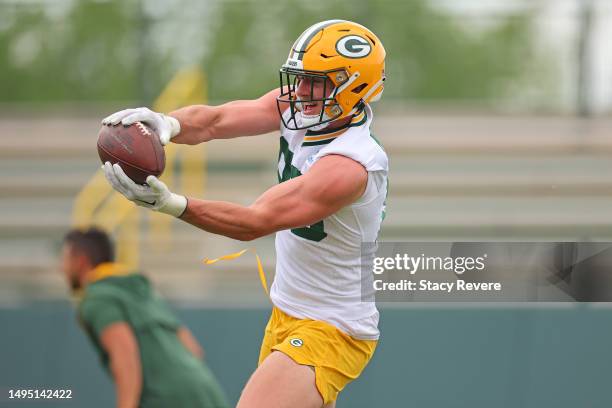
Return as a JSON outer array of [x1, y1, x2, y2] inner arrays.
[[101, 107, 180, 145], [103, 162, 187, 217]]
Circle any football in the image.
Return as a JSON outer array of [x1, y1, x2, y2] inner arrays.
[[97, 122, 165, 184]]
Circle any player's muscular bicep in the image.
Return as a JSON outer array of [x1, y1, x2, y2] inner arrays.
[[177, 155, 365, 240], [251, 155, 367, 232]]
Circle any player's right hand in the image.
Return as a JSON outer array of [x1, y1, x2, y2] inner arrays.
[[103, 162, 187, 217], [101, 107, 181, 145]]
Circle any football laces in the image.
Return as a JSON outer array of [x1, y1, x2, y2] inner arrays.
[[135, 121, 152, 136]]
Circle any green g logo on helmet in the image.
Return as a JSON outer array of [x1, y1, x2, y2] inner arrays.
[[335, 35, 372, 59]]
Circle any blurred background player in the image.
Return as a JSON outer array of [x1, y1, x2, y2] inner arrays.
[[101, 19, 386, 408], [61, 228, 229, 408]]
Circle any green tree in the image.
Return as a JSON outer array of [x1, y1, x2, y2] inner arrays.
[[0, 0, 165, 103], [0, 0, 538, 105]]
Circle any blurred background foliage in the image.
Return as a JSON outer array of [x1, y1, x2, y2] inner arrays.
[[0, 0, 537, 105]]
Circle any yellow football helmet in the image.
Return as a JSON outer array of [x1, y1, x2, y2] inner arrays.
[[277, 20, 386, 130]]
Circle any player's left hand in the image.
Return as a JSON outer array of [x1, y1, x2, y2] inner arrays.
[[103, 162, 187, 217], [101, 107, 180, 145]]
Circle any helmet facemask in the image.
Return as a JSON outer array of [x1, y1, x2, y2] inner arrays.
[[277, 68, 348, 131]]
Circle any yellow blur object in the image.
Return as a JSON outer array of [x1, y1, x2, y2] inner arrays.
[[85, 262, 131, 284], [258, 307, 377, 405], [72, 67, 208, 269], [202, 249, 268, 296], [279, 20, 386, 128]]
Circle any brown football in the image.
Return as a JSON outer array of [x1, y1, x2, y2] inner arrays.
[[97, 122, 165, 184]]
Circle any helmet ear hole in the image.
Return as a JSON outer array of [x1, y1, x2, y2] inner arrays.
[[351, 83, 368, 94]]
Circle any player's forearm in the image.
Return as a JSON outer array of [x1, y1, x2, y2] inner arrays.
[[110, 355, 142, 408], [169, 105, 220, 145], [180, 198, 271, 241], [169, 90, 280, 144], [170, 101, 273, 145]]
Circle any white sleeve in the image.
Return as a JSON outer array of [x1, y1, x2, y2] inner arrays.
[[314, 132, 388, 173], [354, 170, 387, 206]]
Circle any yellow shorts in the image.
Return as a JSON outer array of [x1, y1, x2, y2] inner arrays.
[[258, 307, 378, 404]]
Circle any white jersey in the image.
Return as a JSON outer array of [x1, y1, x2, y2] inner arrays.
[[270, 105, 388, 340]]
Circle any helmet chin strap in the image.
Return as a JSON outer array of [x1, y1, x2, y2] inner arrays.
[[299, 111, 332, 131]]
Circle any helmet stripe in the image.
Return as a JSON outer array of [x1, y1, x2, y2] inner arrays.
[[293, 19, 345, 61]]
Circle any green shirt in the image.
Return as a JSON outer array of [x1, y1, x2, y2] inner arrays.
[[78, 272, 229, 408]]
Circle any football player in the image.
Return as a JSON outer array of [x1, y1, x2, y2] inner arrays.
[[102, 20, 387, 408], [61, 228, 229, 408]]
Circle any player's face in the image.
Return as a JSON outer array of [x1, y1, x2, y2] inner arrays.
[[295, 75, 334, 116], [60, 244, 83, 291]]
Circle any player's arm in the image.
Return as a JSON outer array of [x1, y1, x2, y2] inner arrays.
[[177, 326, 205, 360], [101, 89, 283, 146], [100, 322, 143, 408], [169, 88, 282, 144], [179, 155, 367, 241], [102, 154, 366, 224]]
